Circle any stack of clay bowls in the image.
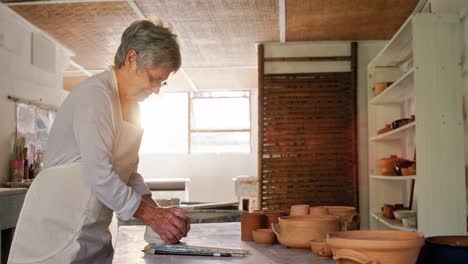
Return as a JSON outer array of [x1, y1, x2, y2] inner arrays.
[[327, 230, 424, 264], [272, 215, 340, 249], [310, 206, 360, 231]]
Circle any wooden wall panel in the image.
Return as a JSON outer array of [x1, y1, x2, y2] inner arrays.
[[286, 0, 418, 41], [258, 44, 358, 210]]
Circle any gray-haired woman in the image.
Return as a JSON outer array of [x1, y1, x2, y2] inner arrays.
[[8, 20, 190, 264]]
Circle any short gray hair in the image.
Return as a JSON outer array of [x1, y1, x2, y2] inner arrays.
[[114, 19, 181, 72]]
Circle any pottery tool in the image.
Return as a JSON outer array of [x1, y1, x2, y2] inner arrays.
[[143, 243, 247, 257], [143, 249, 232, 257]]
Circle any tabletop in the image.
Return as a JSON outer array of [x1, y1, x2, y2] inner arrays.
[[113, 222, 334, 264]]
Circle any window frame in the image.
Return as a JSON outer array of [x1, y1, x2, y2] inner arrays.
[[188, 91, 252, 154]]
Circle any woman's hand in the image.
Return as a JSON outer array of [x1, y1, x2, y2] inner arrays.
[[133, 196, 191, 244]]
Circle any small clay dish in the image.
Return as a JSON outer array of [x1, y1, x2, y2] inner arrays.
[[252, 228, 277, 245], [310, 239, 332, 259]]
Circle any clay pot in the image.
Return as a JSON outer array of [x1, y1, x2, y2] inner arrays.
[[327, 230, 424, 264], [290, 204, 310, 216], [309, 206, 329, 216], [382, 204, 395, 220], [310, 239, 332, 259], [377, 124, 392, 135], [252, 228, 276, 245], [272, 215, 340, 249], [265, 211, 286, 228], [241, 212, 265, 241], [373, 82, 390, 96], [391, 118, 411, 129], [379, 155, 411, 176], [316, 206, 360, 231]]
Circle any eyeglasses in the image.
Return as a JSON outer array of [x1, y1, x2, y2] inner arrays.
[[147, 70, 168, 89]]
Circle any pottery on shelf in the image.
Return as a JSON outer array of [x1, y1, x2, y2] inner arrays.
[[373, 82, 391, 96], [377, 124, 392, 135], [290, 204, 310, 216], [310, 239, 332, 259], [391, 118, 411, 129], [382, 204, 395, 220], [327, 230, 424, 264], [241, 212, 265, 241], [393, 210, 416, 220], [313, 206, 360, 231], [272, 215, 340, 249], [252, 228, 277, 245], [379, 155, 412, 176]]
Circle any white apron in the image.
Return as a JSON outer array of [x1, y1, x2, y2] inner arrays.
[[8, 68, 143, 264]]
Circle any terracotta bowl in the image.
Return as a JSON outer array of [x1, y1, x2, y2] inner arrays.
[[373, 82, 389, 96], [310, 239, 332, 259], [327, 230, 424, 264], [309, 206, 329, 216], [379, 155, 411, 176], [272, 215, 340, 249], [316, 206, 360, 231], [252, 228, 276, 245], [290, 204, 310, 216]]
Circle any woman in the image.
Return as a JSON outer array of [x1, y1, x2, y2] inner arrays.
[[8, 20, 190, 264]]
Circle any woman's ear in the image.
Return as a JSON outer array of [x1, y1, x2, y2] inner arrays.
[[124, 50, 138, 68]]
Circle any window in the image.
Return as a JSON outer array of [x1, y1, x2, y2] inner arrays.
[[139, 91, 251, 154], [139, 93, 188, 153], [190, 91, 251, 153]]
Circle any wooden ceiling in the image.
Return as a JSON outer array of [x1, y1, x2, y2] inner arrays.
[[2, 0, 418, 90]]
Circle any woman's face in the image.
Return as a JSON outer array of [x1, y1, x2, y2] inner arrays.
[[122, 49, 172, 102], [126, 65, 171, 102], [127, 65, 171, 102]]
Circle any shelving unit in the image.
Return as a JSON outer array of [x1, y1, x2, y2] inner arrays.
[[367, 4, 466, 236], [369, 122, 415, 142], [370, 175, 416, 181]]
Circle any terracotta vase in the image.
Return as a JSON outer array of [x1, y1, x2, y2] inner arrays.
[[327, 230, 424, 264], [241, 212, 265, 241], [290, 204, 310, 216], [310, 239, 332, 259], [252, 228, 277, 245], [272, 215, 340, 249], [318, 206, 360, 231]]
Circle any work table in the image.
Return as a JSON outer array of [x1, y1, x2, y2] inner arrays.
[[114, 222, 334, 264]]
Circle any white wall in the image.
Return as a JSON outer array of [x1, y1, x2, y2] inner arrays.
[[430, 0, 468, 213], [0, 4, 69, 182]]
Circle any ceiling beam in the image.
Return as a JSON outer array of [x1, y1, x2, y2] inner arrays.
[[4, 0, 124, 6], [279, 0, 286, 43], [69, 60, 92, 77], [126, 0, 145, 20]]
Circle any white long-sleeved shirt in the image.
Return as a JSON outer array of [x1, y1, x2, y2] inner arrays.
[[44, 69, 150, 221]]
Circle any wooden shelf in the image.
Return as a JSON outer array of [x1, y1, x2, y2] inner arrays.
[[369, 122, 415, 142], [370, 175, 416, 181], [370, 212, 416, 232], [369, 69, 414, 105]]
